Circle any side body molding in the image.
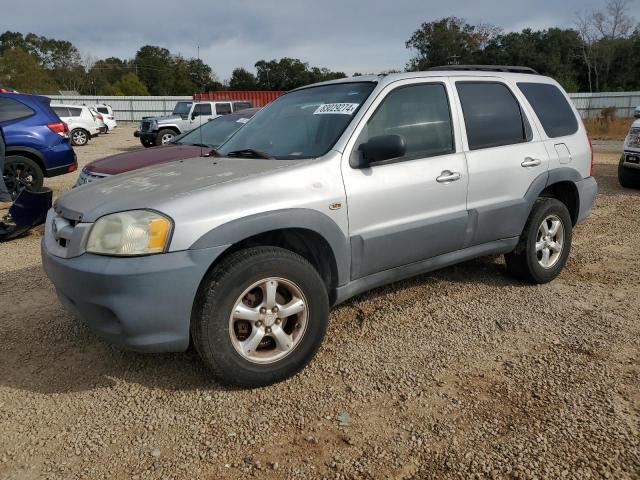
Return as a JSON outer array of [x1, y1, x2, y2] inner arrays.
[[189, 208, 351, 286]]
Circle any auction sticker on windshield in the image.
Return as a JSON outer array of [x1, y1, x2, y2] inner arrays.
[[314, 103, 359, 115]]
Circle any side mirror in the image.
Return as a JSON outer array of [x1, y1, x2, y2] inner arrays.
[[354, 134, 407, 168], [191, 112, 197, 120], [634, 111, 640, 119]]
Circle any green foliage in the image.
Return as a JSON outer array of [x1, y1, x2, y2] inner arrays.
[[254, 58, 346, 90], [101, 73, 149, 96], [229, 68, 258, 90], [0, 47, 57, 93]]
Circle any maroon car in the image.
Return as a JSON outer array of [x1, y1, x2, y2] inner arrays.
[[75, 108, 258, 186]]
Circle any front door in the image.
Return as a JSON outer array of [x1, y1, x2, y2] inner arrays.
[[341, 79, 470, 279]]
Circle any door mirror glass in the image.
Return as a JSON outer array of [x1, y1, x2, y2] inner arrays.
[[356, 134, 407, 168]]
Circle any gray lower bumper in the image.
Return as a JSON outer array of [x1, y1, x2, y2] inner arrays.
[[575, 176, 598, 224], [42, 243, 228, 352]]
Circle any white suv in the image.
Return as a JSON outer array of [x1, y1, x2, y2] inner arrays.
[[94, 104, 117, 131], [51, 104, 100, 146], [43, 66, 597, 387]]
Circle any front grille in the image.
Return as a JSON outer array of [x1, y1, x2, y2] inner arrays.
[[628, 128, 640, 148], [141, 121, 151, 132], [45, 209, 92, 259], [75, 169, 110, 187]]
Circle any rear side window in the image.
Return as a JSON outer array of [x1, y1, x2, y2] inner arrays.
[[52, 106, 69, 118], [193, 104, 212, 116], [68, 107, 82, 117], [355, 83, 454, 162], [518, 83, 578, 138], [0, 97, 35, 122], [216, 103, 232, 115], [456, 82, 530, 150]]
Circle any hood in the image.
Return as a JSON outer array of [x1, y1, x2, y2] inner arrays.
[[56, 156, 300, 222], [85, 145, 205, 175], [152, 114, 184, 123]]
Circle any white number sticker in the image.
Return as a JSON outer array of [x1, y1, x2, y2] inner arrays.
[[236, 117, 250, 124], [313, 103, 359, 115]]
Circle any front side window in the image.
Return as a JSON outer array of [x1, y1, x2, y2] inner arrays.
[[215, 103, 232, 115], [0, 98, 35, 122], [193, 104, 212, 116], [354, 83, 454, 164], [517, 83, 578, 138], [456, 82, 531, 150], [218, 82, 376, 159], [173, 102, 192, 116]]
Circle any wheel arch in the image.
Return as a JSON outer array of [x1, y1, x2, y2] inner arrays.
[[157, 125, 181, 134], [4, 147, 46, 174], [540, 180, 579, 225], [190, 209, 350, 304]]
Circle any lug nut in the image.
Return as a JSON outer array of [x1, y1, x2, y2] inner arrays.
[[275, 318, 281, 325], [265, 326, 272, 333], [256, 320, 263, 327], [260, 307, 266, 314], [272, 306, 279, 313]]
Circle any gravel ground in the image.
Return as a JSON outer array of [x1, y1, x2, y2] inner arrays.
[[0, 126, 638, 480]]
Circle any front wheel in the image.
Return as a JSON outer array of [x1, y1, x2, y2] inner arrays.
[[155, 129, 175, 146], [505, 197, 572, 284], [618, 156, 640, 189], [191, 247, 329, 387]]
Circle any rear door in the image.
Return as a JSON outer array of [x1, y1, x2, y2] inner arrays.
[[452, 78, 550, 245], [342, 78, 469, 279]]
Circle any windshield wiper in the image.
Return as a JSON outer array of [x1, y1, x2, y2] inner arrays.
[[226, 148, 273, 159]]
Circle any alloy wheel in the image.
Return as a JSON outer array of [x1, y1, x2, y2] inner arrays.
[[536, 214, 565, 268]]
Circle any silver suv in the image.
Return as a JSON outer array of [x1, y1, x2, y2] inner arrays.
[[42, 66, 597, 387]]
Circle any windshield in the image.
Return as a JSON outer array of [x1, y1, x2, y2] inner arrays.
[[176, 115, 252, 147], [172, 102, 192, 116], [218, 82, 376, 159]]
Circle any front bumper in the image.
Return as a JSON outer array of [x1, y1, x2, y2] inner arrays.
[[575, 176, 598, 224], [42, 242, 228, 352]]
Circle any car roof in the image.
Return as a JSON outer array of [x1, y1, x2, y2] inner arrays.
[[51, 103, 88, 109], [294, 69, 558, 92]]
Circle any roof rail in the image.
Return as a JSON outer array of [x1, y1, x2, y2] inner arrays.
[[428, 65, 539, 74]]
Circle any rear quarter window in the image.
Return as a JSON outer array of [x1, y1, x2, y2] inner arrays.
[[517, 83, 578, 138], [0, 97, 35, 122]]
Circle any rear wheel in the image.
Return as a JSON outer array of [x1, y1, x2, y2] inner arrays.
[[155, 129, 176, 146], [70, 128, 89, 146], [3, 156, 44, 197], [192, 246, 329, 387], [505, 197, 572, 284], [618, 155, 640, 189]]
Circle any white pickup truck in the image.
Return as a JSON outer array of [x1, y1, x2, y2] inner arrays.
[[135, 100, 252, 147]]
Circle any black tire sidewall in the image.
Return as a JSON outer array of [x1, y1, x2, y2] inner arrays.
[[4, 155, 44, 194], [194, 248, 329, 387], [618, 155, 640, 189], [523, 198, 573, 283], [155, 129, 175, 146]]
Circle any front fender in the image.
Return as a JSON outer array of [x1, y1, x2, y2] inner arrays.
[[189, 208, 350, 286]]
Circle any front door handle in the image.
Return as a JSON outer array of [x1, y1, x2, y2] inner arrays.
[[521, 157, 542, 167], [436, 170, 462, 183]]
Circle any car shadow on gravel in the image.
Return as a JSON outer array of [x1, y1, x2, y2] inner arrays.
[[0, 265, 229, 395]]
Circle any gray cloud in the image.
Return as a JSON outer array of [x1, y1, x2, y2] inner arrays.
[[3, 0, 639, 79]]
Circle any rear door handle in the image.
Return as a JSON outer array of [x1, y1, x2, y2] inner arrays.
[[521, 157, 542, 167], [436, 170, 462, 183]]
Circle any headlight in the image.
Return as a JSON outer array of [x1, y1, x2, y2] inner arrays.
[[86, 210, 172, 256]]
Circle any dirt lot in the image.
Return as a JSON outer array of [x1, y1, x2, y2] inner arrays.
[[1, 126, 638, 479]]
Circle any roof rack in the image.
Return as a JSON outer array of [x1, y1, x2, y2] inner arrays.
[[428, 65, 539, 74]]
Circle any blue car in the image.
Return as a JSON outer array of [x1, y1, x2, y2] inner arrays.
[[0, 92, 77, 196]]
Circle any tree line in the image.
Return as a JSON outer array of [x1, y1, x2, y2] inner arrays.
[[0, 0, 638, 95]]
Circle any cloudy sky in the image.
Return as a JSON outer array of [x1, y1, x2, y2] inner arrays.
[[3, 0, 640, 80]]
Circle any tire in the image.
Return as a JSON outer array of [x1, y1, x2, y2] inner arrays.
[[3, 155, 44, 197], [192, 246, 329, 387], [618, 155, 640, 189], [155, 129, 176, 146], [140, 138, 154, 148], [70, 128, 89, 146], [505, 197, 572, 284]]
